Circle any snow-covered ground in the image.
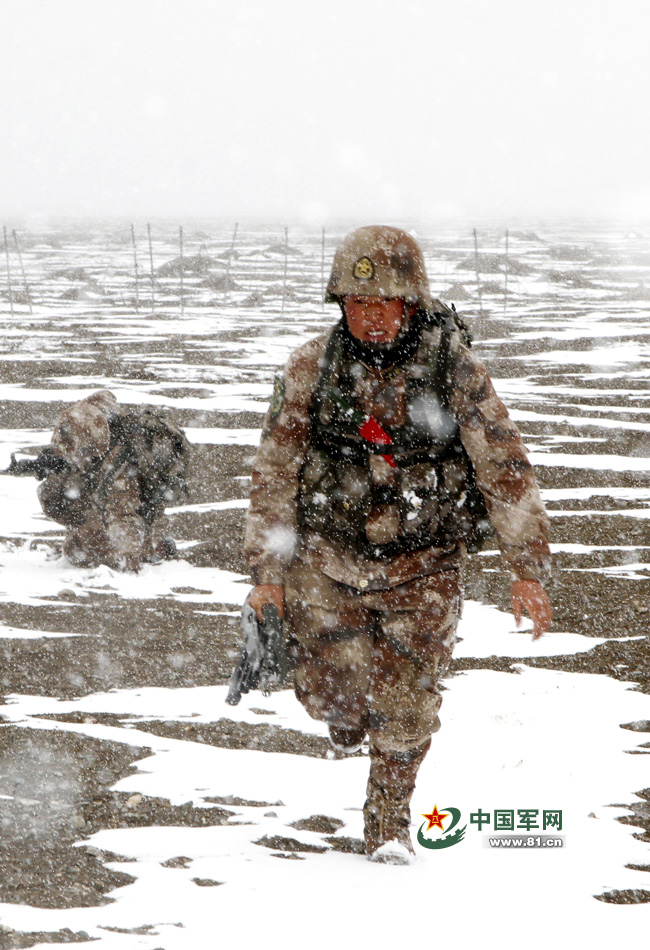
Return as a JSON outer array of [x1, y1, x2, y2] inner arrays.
[[0, 222, 649, 948], [1, 663, 649, 950]]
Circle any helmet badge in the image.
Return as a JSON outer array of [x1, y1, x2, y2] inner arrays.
[[353, 256, 375, 280]]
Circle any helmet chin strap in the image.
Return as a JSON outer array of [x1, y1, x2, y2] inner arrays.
[[338, 301, 422, 369]]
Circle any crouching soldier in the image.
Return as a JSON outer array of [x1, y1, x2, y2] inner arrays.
[[25, 390, 189, 571], [244, 226, 552, 864]]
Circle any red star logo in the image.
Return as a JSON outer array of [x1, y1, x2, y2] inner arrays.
[[422, 804, 449, 832]]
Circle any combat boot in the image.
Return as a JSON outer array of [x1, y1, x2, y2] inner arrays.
[[328, 718, 368, 754], [364, 739, 430, 865]]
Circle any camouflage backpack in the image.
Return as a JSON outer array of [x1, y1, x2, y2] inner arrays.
[[106, 410, 191, 522]]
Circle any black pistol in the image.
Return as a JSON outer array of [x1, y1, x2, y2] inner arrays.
[[226, 597, 288, 706]]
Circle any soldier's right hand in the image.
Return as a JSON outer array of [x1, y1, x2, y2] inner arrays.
[[249, 584, 285, 622], [511, 580, 552, 640]]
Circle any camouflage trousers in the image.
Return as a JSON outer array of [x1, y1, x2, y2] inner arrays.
[[284, 557, 462, 754], [63, 509, 172, 572]]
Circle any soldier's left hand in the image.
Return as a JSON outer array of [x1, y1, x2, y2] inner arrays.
[[511, 580, 552, 640]]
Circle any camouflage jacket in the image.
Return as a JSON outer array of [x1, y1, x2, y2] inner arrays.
[[244, 319, 551, 591]]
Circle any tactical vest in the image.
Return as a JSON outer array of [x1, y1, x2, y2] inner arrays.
[[297, 315, 491, 558]]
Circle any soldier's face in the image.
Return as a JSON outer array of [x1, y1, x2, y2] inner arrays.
[[344, 296, 408, 344]]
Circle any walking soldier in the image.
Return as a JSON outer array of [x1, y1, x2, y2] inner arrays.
[[244, 226, 552, 864]]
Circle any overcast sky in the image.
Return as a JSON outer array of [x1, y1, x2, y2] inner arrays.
[[2, 0, 649, 225]]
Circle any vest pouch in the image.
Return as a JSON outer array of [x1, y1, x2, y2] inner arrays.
[[396, 462, 443, 538], [434, 450, 486, 547], [298, 447, 371, 543], [365, 504, 401, 544]]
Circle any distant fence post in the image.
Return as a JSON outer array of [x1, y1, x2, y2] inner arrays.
[[281, 226, 289, 314], [147, 222, 155, 312], [224, 221, 239, 303], [473, 228, 483, 316], [12, 229, 33, 313], [179, 225, 184, 314], [321, 227, 326, 312], [3, 227, 14, 316], [130, 223, 139, 313], [503, 228, 509, 316]]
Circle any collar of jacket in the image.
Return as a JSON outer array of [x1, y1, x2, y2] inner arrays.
[[337, 312, 423, 369]]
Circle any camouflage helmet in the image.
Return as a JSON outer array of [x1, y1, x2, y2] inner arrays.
[[51, 390, 118, 470], [325, 225, 432, 310]]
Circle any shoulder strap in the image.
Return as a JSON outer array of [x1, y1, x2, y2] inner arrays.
[[432, 328, 453, 409], [309, 324, 346, 426], [421, 301, 474, 409], [422, 299, 473, 347], [449, 303, 473, 348]]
